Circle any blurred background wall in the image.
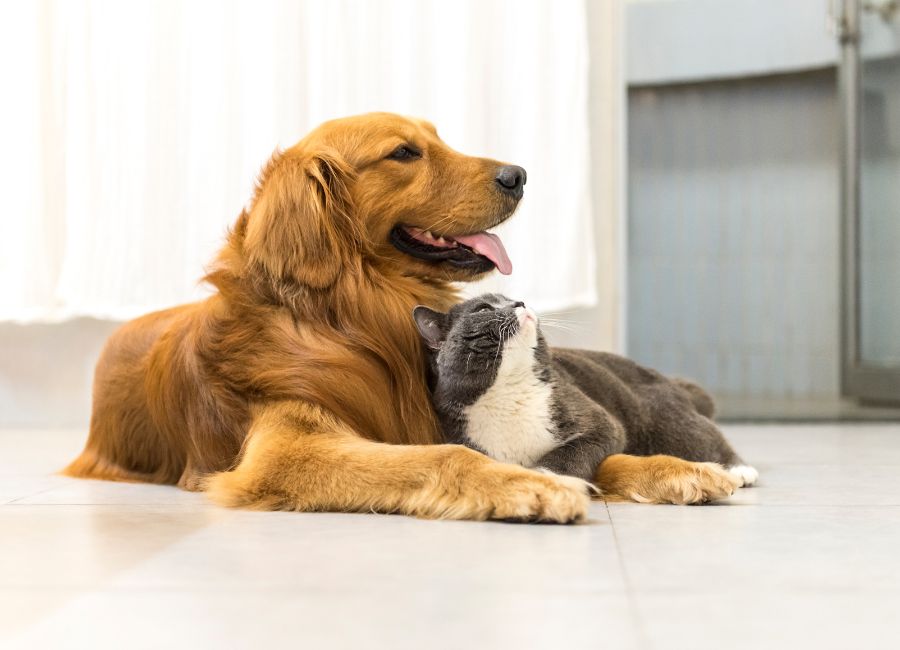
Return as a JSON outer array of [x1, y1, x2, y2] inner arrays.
[[1, 0, 898, 428], [628, 70, 840, 404], [624, 0, 899, 417], [625, 0, 843, 411]]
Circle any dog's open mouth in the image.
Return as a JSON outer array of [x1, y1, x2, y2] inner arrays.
[[390, 225, 513, 275]]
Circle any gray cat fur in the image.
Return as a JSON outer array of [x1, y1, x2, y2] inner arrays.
[[413, 294, 745, 482]]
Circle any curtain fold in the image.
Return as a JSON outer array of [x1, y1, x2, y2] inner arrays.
[[0, 0, 595, 322]]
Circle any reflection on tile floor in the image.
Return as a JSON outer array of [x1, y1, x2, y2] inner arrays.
[[2, 425, 899, 650]]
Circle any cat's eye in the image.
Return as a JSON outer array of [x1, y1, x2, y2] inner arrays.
[[475, 304, 493, 313]]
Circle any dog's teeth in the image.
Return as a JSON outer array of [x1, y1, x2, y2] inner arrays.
[[436, 236, 447, 245], [424, 230, 434, 240]]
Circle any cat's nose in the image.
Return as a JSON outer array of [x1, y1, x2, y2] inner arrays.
[[516, 304, 536, 325], [512, 301, 525, 309]]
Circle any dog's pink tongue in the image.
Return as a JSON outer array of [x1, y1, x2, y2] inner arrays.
[[453, 232, 513, 275]]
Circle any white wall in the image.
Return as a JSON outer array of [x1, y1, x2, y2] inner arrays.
[[626, 0, 840, 85], [0, 319, 120, 427], [545, 0, 626, 352]]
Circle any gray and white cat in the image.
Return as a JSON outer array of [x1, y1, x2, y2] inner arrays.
[[413, 294, 758, 486]]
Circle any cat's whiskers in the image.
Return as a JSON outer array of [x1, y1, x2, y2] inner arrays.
[[538, 308, 584, 317], [537, 317, 583, 333], [493, 326, 506, 364], [538, 317, 585, 326], [494, 317, 516, 364], [539, 322, 576, 333]]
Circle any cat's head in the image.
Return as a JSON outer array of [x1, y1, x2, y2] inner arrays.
[[412, 293, 548, 399]]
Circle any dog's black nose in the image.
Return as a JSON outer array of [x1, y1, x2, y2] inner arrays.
[[495, 165, 527, 199]]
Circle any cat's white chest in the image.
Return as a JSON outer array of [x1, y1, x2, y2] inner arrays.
[[463, 343, 557, 467]]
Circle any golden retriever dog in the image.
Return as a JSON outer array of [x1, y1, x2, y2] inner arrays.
[[64, 113, 738, 521]]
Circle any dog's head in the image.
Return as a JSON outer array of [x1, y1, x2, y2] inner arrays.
[[243, 112, 525, 289]]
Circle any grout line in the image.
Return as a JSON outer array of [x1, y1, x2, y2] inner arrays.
[[605, 502, 900, 509], [4, 485, 67, 505], [2, 502, 215, 507], [604, 499, 653, 650]]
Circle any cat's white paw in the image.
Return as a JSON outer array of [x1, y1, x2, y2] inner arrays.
[[728, 464, 759, 487]]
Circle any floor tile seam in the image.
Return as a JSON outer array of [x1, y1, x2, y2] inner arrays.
[[604, 499, 653, 650], [1, 502, 215, 507], [3, 485, 72, 505], [605, 503, 900, 511]]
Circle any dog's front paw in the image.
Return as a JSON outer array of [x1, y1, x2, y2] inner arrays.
[[676, 462, 742, 504], [474, 466, 591, 523], [626, 456, 741, 505]]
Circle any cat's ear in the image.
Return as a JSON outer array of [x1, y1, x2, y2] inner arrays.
[[413, 306, 448, 350]]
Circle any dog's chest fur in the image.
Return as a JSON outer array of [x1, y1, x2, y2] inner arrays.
[[462, 343, 557, 467]]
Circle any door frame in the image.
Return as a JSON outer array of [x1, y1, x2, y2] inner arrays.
[[838, 0, 900, 403]]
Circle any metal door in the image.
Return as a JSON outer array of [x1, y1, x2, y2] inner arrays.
[[838, 0, 900, 403]]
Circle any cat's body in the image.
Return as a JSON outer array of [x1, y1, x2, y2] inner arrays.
[[414, 294, 758, 488]]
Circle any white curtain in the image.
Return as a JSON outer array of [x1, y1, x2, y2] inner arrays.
[[0, 0, 595, 322]]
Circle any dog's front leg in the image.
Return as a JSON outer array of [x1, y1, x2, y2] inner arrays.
[[203, 401, 591, 523]]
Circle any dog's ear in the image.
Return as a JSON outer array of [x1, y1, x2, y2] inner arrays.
[[245, 147, 359, 290], [413, 306, 449, 350]]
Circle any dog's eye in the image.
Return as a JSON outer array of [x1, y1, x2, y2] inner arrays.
[[386, 145, 421, 161]]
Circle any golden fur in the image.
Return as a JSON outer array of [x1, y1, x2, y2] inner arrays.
[[64, 113, 730, 521], [595, 455, 741, 505]]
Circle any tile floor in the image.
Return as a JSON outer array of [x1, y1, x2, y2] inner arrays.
[[2, 425, 899, 649]]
